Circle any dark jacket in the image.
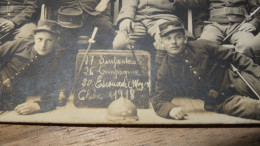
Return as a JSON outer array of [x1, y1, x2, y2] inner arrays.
[[0, 39, 61, 112], [152, 39, 260, 118], [0, 0, 37, 27]]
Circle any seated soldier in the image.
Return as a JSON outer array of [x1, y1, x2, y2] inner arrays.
[[52, 0, 115, 102], [112, 0, 199, 69], [57, 0, 115, 49], [152, 20, 260, 120], [0, 0, 38, 46], [0, 20, 62, 115], [198, 0, 260, 57]]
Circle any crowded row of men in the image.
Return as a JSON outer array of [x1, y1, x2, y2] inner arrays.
[[0, 0, 259, 120]]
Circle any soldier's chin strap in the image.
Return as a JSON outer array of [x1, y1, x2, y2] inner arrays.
[[230, 64, 260, 100]]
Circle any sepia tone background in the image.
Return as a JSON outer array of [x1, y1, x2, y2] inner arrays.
[[0, 1, 260, 144]]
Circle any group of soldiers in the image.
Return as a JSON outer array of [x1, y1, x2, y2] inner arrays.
[[0, 0, 260, 120]]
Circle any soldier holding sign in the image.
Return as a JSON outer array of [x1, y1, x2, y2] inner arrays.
[[152, 20, 260, 120], [0, 20, 62, 115]]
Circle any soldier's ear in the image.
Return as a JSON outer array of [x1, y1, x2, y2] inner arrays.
[[184, 36, 187, 44]]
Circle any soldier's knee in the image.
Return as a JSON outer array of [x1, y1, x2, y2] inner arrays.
[[235, 41, 254, 58], [113, 32, 129, 50], [15, 23, 36, 39], [222, 95, 260, 120]]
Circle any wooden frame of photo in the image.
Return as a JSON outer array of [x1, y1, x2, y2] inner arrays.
[[0, 0, 260, 125]]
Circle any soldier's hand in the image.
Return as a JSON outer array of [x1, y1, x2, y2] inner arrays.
[[119, 19, 135, 33], [14, 102, 40, 115], [0, 20, 15, 33], [239, 23, 256, 32], [95, 0, 110, 13], [169, 107, 188, 120]]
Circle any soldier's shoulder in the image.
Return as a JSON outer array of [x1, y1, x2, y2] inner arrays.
[[13, 38, 34, 52], [187, 39, 219, 49]]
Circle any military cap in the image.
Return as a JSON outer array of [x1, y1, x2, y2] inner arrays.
[[35, 19, 60, 35], [159, 20, 185, 37], [58, 6, 83, 28]]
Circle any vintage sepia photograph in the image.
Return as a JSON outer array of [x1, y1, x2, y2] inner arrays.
[[0, 0, 260, 124]]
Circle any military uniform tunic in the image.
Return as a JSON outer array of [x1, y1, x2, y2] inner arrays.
[[197, 0, 260, 55], [0, 39, 61, 112], [152, 39, 260, 120], [114, 0, 186, 50], [0, 0, 37, 45]]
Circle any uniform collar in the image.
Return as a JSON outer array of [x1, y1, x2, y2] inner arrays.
[[167, 45, 191, 61]]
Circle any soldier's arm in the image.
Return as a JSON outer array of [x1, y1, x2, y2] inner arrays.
[[95, 0, 110, 13], [152, 56, 179, 119], [204, 39, 260, 78], [0, 39, 25, 62], [10, 0, 37, 27], [115, 0, 139, 25], [34, 94, 58, 113]]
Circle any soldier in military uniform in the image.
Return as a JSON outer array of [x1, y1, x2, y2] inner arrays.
[[0, 0, 38, 46], [152, 20, 260, 120], [197, 0, 260, 57], [0, 20, 62, 115], [57, 0, 115, 49], [112, 0, 201, 70]]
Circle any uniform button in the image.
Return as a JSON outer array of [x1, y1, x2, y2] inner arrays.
[[198, 76, 201, 80], [193, 71, 197, 74], [8, 2, 10, 4], [27, 63, 30, 65], [15, 73, 19, 76], [22, 68, 25, 70], [7, 13, 11, 16], [189, 66, 192, 69], [31, 60, 34, 62], [11, 77, 14, 79], [221, 93, 224, 96], [185, 60, 189, 63]]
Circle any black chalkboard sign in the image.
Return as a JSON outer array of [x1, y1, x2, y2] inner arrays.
[[73, 50, 151, 108]]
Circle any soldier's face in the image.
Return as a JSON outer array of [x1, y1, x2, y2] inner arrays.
[[34, 31, 57, 56], [161, 30, 186, 57]]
